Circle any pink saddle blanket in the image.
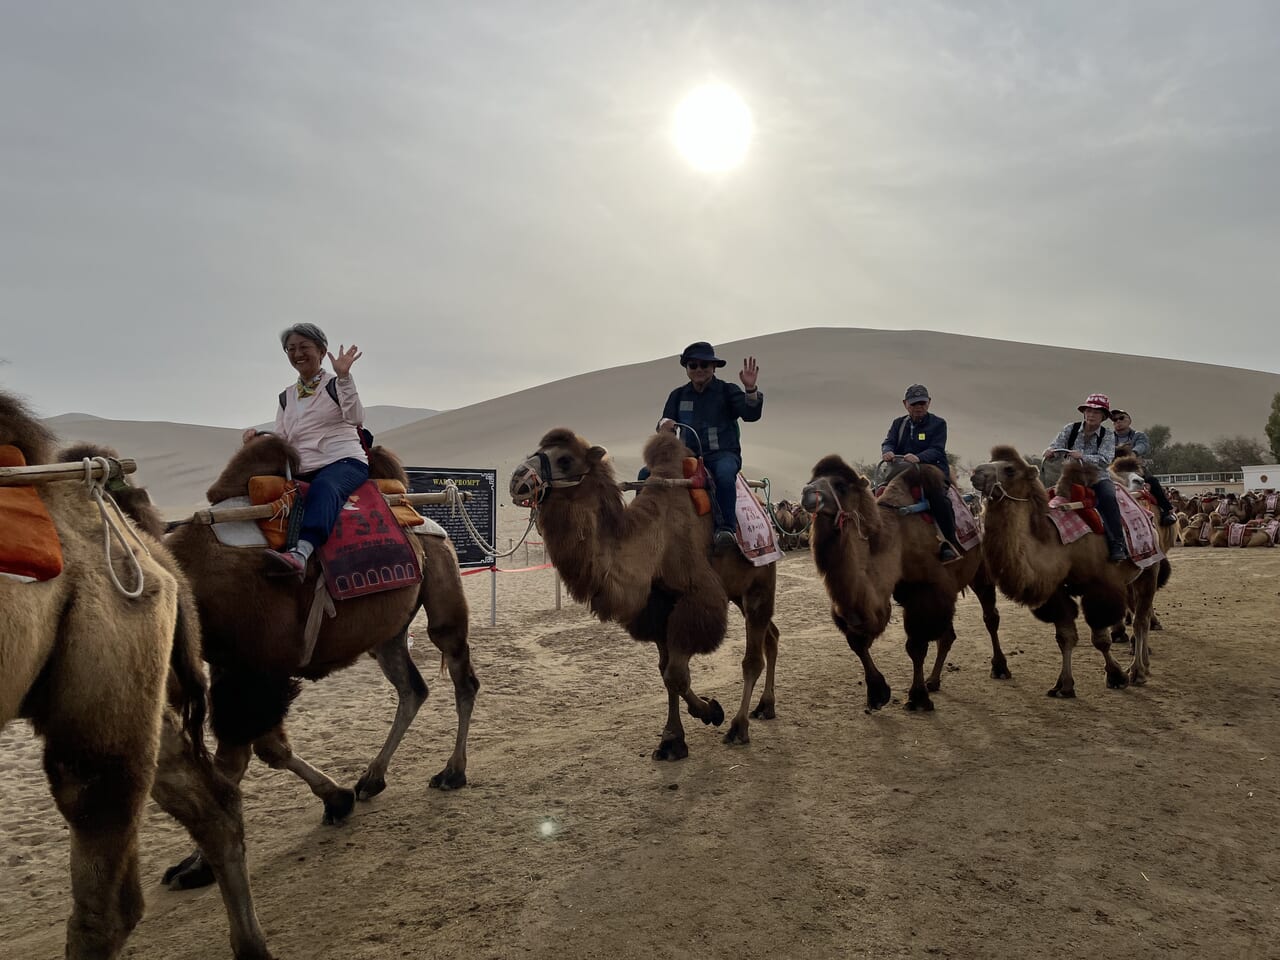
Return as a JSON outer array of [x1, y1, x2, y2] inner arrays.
[[1045, 489, 1163, 570], [318, 481, 422, 600], [731, 474, 782, 566]]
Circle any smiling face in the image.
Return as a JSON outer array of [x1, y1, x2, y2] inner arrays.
[[1081, 408, 1107, 430], [284, 333, 325, 381], [683, 359, 716, 390]]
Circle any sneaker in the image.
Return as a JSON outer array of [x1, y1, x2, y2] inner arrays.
[[713, 529, 738, 550], [1159, 511, 1177, 527], [264, 548, 306, 579]]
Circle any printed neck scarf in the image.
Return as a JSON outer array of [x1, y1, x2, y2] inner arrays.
[[296, 371, 324, 399]]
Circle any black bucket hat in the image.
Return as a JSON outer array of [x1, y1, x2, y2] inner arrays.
[[680, 341, 727, 368]]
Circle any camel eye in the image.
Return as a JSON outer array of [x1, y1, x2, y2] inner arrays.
[[556, 455, 573, 471]]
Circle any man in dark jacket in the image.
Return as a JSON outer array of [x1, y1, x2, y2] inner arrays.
[[1109, 409, 1177, 527], [656, 341, 763, 548], [881, 383, 960, 563]]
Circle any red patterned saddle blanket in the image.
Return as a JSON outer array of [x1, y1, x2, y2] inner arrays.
[[318, 480, 421, 600]]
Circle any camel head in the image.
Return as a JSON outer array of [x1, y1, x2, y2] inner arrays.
[[56, 442, 167, 539], [1110, 454, 1146, 494], [510, 428, 609, 508], [205, 431, 301, 505], [971, 446, 1043, 502], [801, 454, 870, 522], [0, 390, 56, 465]]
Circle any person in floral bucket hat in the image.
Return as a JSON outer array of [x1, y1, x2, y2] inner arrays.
[[1044, 393, 1128, 562]]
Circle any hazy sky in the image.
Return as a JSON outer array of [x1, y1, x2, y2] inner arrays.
[[3, 1, 1278, 426]]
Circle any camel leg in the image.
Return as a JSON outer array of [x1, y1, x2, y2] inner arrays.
[[355, 630, 429, 801], [750, 620, 780, 720], [163, 741, 252, 891], [900, 587, 950, 711], [253, 725, 356, 825], [1081, 590, 1130, 690], [653, 641, 689, 761], [726, 589, 777, 745], [1127, 571, 1158, 686], [44, 739, 151, 959], [924, 625, 955, 694], [150, 711, 273, 960], [427, 618, 479, 791], [835, 611, 891, 711], [973, 569, 1010, 680]]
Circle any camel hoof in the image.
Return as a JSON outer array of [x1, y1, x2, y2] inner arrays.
[[355, 772, 387, 801], [653, 738, 689, 761], [925, 678, 941, 693], [905, 693, 935, 712], [322, 788, 357, 825], [1128, 671, 1148, 686], [1150, 618, 1163, 632], [723, 718, 750, 745], [1046, 685, 1076, 699], [162, 851, 214, 890], [990, 657, 1013, 680], [693, 698, 724, 727], [750, 700, 776, 720], [1106, 669, 1129, 690], [865, 676, 891, 711], [429, 767, 468, 790]]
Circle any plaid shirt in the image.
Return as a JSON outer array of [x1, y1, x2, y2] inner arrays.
[[1049, 421, 1115, 470]]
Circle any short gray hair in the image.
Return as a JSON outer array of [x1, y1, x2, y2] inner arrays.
[[279, 323, 328, 352]]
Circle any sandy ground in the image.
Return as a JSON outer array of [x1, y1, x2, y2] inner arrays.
[[2, 520, 1278, 960]]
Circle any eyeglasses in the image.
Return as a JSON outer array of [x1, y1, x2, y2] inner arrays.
[[685, 361, 711, 370]]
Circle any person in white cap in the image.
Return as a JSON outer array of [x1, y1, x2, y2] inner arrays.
[[1044, 393, 1128, 562]]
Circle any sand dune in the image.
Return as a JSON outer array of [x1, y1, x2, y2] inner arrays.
[[41, 327, 1280, 511]]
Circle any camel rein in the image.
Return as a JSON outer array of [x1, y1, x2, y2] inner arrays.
[[81, 456, 152, 598], [810, 477, 869, 540]]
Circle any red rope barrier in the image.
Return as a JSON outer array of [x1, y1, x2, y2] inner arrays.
[[460, 562, 555, 577]]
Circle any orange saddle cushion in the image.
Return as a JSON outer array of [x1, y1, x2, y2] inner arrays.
[[682, 457, 712, 516], [247, 475, 423, 549], [0, 445, 65, 580]]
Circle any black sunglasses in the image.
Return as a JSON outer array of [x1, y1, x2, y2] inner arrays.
[[685, 361, 712, 370]]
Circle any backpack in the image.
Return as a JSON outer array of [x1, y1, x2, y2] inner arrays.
[[1065, 421, 1105, 452], [280, 379, 374, 454]]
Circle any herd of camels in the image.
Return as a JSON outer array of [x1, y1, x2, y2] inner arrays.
[[3, 386, 1238, 960]]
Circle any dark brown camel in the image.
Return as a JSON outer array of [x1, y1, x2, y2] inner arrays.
[[971, 446, 1166, 691], [0, 392, 270, 960], [509, 428, 779, 759], [800, 456, 1006, 712], [149, 433, 478, 888]]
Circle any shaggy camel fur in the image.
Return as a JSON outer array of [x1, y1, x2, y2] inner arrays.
[[0, 397, 270, 960], [800, 456, 1006, 712], [510, 428, 779, 759], [1107, 455, 1175, 660], [972, 446, 1166, 691], [154, 433, 478, 888]]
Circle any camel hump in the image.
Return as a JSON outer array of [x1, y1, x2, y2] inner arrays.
[[643, 431, 688, 479]]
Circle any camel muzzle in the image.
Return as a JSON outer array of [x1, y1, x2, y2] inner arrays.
[[971, 465, 996, 496], [509, 460, 544, 509], [800, 484, 822, 514]]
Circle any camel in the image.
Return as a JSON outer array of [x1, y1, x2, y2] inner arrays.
[[972, 446, 1168, 691], [1178, 512, 1217, 547], [509, 428, 779, 759], [0, 396, 271, 960], [1109, 455, 1175, 641], [147, 432, 478, 888], [799, 456, 1006, 712]]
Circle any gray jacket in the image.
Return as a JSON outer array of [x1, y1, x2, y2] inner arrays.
[[1049, 421, 1116, 471], [1111, 427, 1150, 458]]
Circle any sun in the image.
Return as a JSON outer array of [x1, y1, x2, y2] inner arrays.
[[671, 83, 755, 173]]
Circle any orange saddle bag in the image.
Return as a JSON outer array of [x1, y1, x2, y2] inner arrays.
[[683, 457, 712, 516], [0, 445, 65, 580]]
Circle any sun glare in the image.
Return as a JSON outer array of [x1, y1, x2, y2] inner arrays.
[[671, 83, 754, 173]]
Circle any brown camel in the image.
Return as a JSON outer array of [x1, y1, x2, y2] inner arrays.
[[509, 428, 779, 759], [149, 432, 478, 888], [799, 456, 1007, 712], [971, 446, 1166, 691], [0, 396, 271, 960], [1110, 455, 1175, 636]]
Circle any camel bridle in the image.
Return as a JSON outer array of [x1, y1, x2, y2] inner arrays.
[[511, 451, 589, 509], [804, 477, 869, 540]]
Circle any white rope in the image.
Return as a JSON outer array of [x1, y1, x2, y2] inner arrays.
[[82, 456, 151, 598], [441, 480, 536, 560]]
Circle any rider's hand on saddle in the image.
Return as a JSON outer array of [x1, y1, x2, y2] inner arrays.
[[1070, 450, 1084, 460], [657, 418, 678, 434], [904, 454, 920, 464], [881, 452, 895, 462]]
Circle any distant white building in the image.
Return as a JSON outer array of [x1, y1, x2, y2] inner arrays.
[[1154, 471, 1243, 496], [1242, 464, 1280, 491]]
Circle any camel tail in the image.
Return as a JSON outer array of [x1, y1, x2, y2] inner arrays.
[[209, 670, 302, 746], [170, 597, 211, 762], [1157, 557, 1172, 590]]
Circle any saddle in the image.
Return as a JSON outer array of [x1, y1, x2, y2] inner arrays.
[[248, 476, 424, 550], [0, 445, 64, 582]]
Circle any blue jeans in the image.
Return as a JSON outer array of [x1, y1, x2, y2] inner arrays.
[[297, 457, 370, 549], [636, 451, 742, 533], [1091, 477, 1126, 550]]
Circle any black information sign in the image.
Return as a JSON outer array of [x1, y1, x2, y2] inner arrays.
[[404, 467, 498, 569]]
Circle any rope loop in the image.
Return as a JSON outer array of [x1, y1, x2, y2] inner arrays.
[[441, 480, 536, 560], [81, 456, 151, 598]]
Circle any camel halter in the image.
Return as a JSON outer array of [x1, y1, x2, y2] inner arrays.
[[807, 477, 869, 540], [510, 451, 588, 508], [81, 456, 152, 599]]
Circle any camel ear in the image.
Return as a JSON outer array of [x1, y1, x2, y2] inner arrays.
[[587, 445, 608, 464]]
